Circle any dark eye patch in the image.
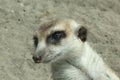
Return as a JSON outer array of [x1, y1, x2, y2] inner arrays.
[[46, 31, 66, 44], [33, 36, 38, 48]]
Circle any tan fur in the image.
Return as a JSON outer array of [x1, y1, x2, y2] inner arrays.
[[36, 19, 75, 44]]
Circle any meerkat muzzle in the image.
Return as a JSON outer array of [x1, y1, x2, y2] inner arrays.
[[32, 56, 42, 63]]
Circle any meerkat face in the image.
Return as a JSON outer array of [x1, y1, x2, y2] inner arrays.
[[32, 19, 87, 63]]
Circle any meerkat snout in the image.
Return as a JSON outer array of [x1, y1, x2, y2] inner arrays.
[[32, 56, 42, 63]]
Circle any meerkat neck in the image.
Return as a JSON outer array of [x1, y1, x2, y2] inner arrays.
[[80, 42, 105, 75], [80, 42, 119, 80]]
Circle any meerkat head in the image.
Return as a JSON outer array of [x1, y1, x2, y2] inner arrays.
[[32, 19, 87, 63]]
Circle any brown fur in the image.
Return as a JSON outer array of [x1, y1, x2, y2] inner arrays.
[[36, 19, 75, 41]]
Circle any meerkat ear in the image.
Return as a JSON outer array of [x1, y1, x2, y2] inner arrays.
[[77, 26, 87, 42]]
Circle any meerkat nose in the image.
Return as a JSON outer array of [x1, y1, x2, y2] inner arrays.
[[32, 56, 42, 63]]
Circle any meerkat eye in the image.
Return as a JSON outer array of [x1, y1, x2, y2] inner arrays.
[[33, 36, 38, 48], [46, 31, 66, 44], [52, 31, 65, 40]]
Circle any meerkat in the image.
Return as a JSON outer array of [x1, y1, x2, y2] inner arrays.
[[32, 19, 120, 80]]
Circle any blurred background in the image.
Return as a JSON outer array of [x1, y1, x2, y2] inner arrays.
[[0, 0, 120, 80]]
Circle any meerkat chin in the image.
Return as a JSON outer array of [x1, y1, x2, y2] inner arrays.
[[32, 19, 120, 80]]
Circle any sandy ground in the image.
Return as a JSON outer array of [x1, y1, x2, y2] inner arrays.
[[0, 0, 120, 80]]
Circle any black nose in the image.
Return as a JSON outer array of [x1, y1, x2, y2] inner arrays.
[[32, 56, 42, 63]]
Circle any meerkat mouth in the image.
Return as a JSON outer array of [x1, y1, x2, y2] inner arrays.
[[43, 53, 62, 63]]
